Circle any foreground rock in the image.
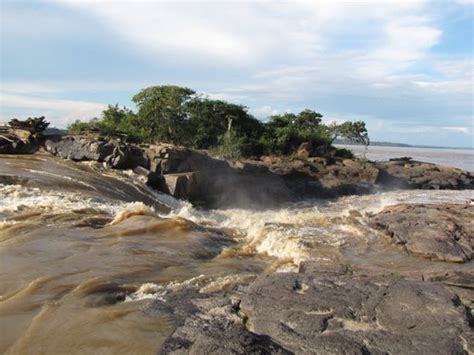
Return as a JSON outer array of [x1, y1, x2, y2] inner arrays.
[[159, 270, 473, 354], [369, 204, 473, 263]]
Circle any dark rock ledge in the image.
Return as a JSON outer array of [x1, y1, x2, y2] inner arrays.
[[34, 135, 474, 207]]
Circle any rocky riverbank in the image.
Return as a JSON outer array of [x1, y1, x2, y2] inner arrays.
[[35, 134, 473, 207], [153, 202, 474, 354]]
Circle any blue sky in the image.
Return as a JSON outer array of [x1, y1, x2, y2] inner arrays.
[[1, 0, 472, 147]]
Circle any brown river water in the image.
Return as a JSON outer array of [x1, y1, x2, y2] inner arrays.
[[1, 154, 473, 354]]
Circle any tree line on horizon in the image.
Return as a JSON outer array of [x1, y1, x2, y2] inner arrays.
[[68, 85, 369, 158]]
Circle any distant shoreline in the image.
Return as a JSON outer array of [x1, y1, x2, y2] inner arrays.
[[335, 140, 473, 151]]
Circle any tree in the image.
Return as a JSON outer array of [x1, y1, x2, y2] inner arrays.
[[65, 84, 370, 158], [183, 98, 239, 148], [261, 110, 331, 155], [182, 97, 264, 153], [328, 121, 370, 146], [68, 105, 141, 139], [132, 85, 195, 144]]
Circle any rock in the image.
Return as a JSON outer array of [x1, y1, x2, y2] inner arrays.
[[36, 135, 474, 207], [376, 160, 474, 189], [369, 204, 473, 263], [296, 142, 312, 159], [44, 135, 147, 169], [0, 117, 50, 154], [160, 303, 291, 354], [239, 272, 473, 354], [162, 173, 199, 200]]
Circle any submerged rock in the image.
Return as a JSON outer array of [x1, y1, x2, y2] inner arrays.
[[369, 203, 473, 263]]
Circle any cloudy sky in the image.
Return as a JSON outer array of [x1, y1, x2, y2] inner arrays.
[[1, 0, 472, 147]]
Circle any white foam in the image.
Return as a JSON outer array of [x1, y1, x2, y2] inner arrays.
[[125, 275, 207, 302], [0, 183, 130, 219], [160, 189, 474, 266]]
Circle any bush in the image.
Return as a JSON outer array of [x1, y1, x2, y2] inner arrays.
[[215, 129, 263, 159]]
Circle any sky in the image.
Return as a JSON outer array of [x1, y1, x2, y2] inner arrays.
[[1, 0, 473, 148]]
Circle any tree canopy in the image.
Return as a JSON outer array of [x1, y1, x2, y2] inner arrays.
[[67, 85, 370, 158]]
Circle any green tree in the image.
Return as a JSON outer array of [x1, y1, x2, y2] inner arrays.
[[328, 121, 370, 146], [132, 85, 195, 144], [183, 97, 264, 154], [261, 110, 331, 155], [68, 105, 142, 139]]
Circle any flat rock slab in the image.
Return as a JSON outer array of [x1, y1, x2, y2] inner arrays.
[[369, 203, 473, 263], [159, 270, 473, 354], [240, 273, 473, 354]]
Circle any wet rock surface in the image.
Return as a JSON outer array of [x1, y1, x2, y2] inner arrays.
[[369, 204, 473, 263]]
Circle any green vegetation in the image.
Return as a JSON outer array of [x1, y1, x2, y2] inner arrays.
[[68, 85, 369, 158]]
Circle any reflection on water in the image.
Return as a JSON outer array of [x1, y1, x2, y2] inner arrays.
[[0, 154, 473, 354], [336, 144, 474, 171]]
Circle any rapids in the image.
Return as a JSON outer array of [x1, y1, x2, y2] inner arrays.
[[1, 154, 473, 354]]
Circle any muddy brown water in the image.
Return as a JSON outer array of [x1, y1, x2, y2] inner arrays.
[[1, 154, 473, 354]]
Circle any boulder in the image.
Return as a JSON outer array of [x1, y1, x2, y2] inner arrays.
[[296, 142, 312, 159], [36, 135, 474, 207], [369, 204, 473, 263], [44, 135, 147, 169], [162, 173, 200, 200]]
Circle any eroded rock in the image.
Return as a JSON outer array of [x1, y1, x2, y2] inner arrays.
[[376, 159, 474, 190], [369, 204, 473, 263], [240, 272, 473, 354]]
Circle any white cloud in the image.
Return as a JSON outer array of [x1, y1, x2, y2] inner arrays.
[[3, 0, 470, 146], [442, 126, 471, 134], [249, 105, 279, 119], [454, 0, 474, 5], [0, 93, 106, 128]]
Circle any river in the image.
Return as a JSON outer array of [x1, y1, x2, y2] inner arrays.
[[1, 154, 473, 354], [336, 144, 474, 171]]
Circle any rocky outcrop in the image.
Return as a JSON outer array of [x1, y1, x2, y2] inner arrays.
[[240, 272, 473, 355], [0, 117, 49, 154], [369, 204, 473, 263], [158, 270, 473, 354], [156, 202, 474, 353], [4, 134, 472, 207], [375, 158, 474, 189], [38, 139, 474, 207], [43, 135, 147, 169]]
